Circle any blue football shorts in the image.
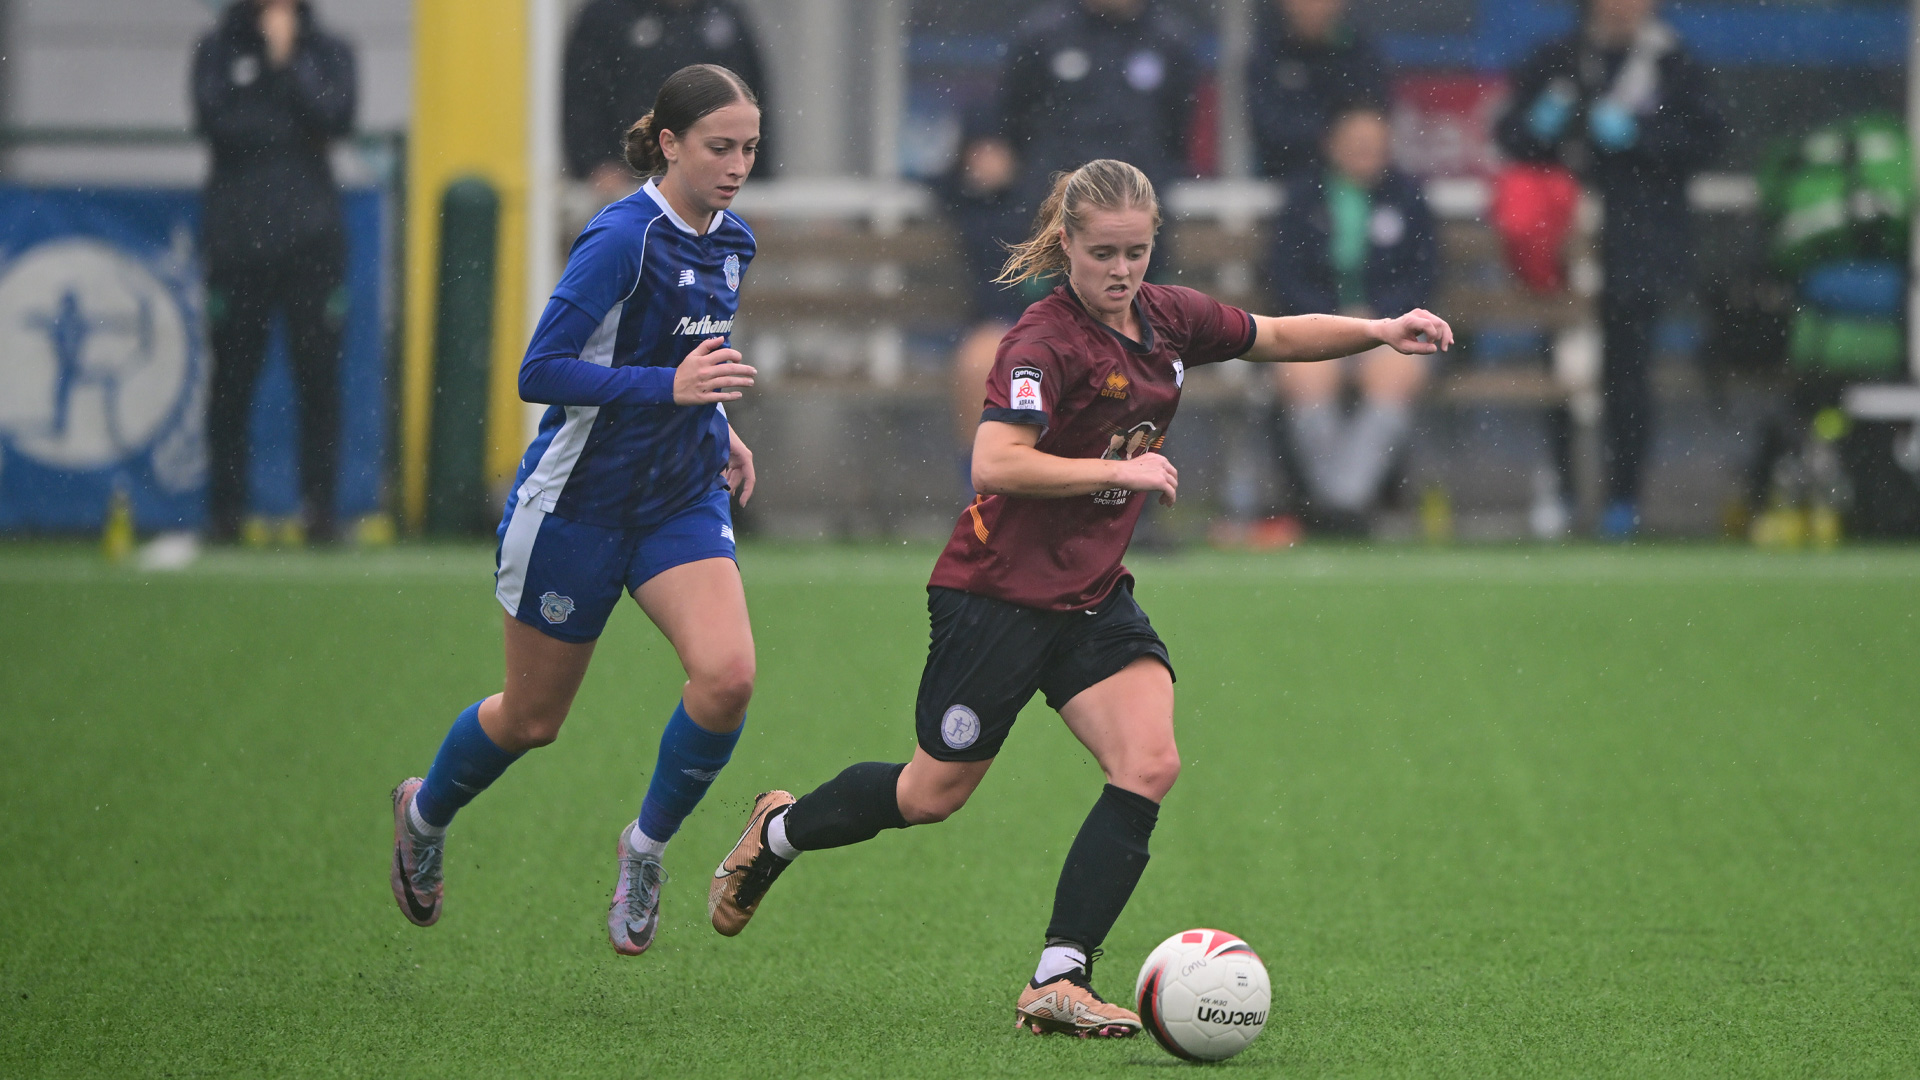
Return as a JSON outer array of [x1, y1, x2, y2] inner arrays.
[[493, 487, 737, 643]]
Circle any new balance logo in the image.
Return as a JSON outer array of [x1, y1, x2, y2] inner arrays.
[[678, 269, 696, 287], [673, 315, 735, 336], [682, 767, 722, 782]]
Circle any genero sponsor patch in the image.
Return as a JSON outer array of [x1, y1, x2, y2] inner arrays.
[[1010, 365, 1043, 412]]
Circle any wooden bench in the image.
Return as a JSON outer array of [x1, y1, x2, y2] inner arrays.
[[735, 212, 1596, 414]]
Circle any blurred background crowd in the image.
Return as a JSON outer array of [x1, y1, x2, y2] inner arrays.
[[3, 0, 1919, 563]]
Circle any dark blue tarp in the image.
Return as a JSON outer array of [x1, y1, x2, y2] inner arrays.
[[0, 186, 389, 532]]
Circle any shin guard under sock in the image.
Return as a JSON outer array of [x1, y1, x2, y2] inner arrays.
[[781, 762, 908, 851], [1044, 784, 1160, 950], [415, 701, 522, 828], [636, 701, 741, 844]]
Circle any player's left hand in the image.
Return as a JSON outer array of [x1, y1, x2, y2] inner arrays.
[[726, 427, 756, 506], [1375, 309, 1454, 355]]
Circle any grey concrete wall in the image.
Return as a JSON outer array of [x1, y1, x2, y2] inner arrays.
[[6, 0, 409, 128], [2, 0, 408, 183]]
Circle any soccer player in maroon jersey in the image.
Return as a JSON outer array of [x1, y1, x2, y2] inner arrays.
[[708, 159, 1451, 1036]]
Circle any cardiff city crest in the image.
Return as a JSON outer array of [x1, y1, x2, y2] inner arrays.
[[538, 591, 576, 624], [723, 253, 741, 292]]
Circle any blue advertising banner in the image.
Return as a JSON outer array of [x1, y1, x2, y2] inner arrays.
[[0, 186, 389, 533]]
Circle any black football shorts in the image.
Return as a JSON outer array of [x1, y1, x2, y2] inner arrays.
[[914, 581, 1174, 763]]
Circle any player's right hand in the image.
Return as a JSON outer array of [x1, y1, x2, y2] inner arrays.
[[1111, 452, 1179, 507], [674, 337, 756, 405]]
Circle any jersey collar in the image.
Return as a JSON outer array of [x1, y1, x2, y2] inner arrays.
[[1063, 284, 1155, 353], [642, 178, 719, 237]]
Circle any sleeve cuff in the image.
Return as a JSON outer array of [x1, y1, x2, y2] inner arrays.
[[981, 407, 1049, 427], [1233, 308, 1258, 358], [626, 365, 677, 406]]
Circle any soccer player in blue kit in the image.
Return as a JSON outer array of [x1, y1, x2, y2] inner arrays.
[[390, 64, 765, 956]]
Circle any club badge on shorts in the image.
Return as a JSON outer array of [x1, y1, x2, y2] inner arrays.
[[723, 253, 741, 291], [539, 591, 576, 625], [940, 705, 980, 750]]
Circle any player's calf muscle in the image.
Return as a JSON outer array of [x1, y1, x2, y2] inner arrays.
[[896, 753, 988, 824], [897, 785, 965, 825]]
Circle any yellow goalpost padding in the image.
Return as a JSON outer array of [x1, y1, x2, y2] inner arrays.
[[402, 0, 530, 533]]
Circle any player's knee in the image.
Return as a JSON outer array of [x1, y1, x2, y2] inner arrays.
[[1115, 746, 1181, 802], [501, 709, 566, 750], [690, 653, 756, 715], [1148, 750, 1182, 797]]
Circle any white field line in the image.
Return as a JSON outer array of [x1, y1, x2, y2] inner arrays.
[[2, 545, 1919, 587]]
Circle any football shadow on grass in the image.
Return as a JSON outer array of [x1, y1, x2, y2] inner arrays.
[[1122, 1054, 1263, 1068]]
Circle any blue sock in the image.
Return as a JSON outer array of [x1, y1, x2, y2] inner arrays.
[[415, 701, 522, 828], [636, 701, 741, 843]]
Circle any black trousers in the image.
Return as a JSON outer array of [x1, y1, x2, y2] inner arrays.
[[1600, 284, 1660, 505], [204, 236, 346, 541]]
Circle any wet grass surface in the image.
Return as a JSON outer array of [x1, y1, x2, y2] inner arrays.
[[2, 542, 1916, 1076]]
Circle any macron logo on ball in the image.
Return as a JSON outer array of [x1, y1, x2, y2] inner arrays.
[[674, 315, 734, 336]]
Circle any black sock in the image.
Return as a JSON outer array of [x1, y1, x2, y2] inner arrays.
[[781, 761, 909, 851], [1045, 784, 1160, 951]]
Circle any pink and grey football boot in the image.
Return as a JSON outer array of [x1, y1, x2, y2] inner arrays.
[[390, 778, 444, 927], [607, 824, 668, 956]]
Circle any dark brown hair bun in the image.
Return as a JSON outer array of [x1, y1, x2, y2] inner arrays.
[[620, 64, 758, 176]]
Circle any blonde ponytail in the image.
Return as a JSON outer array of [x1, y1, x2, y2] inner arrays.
[[996, 159, 1162, 285]]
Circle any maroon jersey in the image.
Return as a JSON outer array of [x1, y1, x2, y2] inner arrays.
[[929, 283, 1256, 611]]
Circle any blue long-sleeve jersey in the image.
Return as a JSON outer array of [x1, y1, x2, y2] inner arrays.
[[510, 179, 755, 528]]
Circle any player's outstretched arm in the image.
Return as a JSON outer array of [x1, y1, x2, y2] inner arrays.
[[1241, 309, 1453, 364], [972, 421, 1179, 506]]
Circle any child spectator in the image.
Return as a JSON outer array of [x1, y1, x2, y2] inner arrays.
[[1266, 107, 1437, 532]]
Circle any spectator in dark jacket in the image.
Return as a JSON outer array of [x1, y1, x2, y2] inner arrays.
[[1246, 0, 1390, 180], [192, 0, 356, 544], [1495, 0, 1725, 537], [991, 0, 1202, 207], [564, 0, 770, 198], [948, 0, 1203, 460], [1267, 107, 1437, 529]]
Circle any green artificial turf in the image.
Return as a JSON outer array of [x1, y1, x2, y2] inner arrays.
[[1, 542, 1916, 1077]]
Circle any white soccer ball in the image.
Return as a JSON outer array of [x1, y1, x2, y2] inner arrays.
[[1134, 928, 1271, 1062]]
